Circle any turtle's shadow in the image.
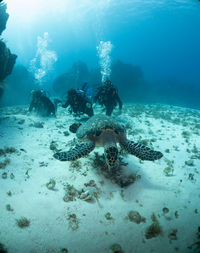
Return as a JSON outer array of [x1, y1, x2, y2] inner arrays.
[[122, 158, 170, 200], [87, 151, 168, 193]]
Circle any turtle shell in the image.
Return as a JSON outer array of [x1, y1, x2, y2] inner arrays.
[[76, 114, 125, 139]]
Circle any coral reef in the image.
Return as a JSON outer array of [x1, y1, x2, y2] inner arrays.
[[0, 40, 17, 82], [0, 3, 17, 98], [0, 2, 9, 36]]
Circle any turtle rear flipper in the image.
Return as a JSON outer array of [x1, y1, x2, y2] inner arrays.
[[53, 140, 95, 161], [120, 140, 163, 161]]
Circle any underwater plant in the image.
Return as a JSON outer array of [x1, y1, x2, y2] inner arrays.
[[69, 160, 82, 173], [16, 217, 30, 228], [66, 213, 79, 231], [145, 213, 162, 239], [63, 183, 79, 202]]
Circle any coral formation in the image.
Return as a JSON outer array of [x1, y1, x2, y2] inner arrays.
[[0, 40, 17, 92], [0, 3, 17, 98], [0, 2, 9, 36]]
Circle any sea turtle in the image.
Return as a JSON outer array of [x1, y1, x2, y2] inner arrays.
[[53, 114, 163, 168]]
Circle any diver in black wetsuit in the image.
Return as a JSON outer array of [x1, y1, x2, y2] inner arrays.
[[62, 88, 94, 117], [29, 89, 56, 117], [93, 79, 122, 116]]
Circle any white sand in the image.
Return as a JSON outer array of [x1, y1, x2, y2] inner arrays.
[[0, 103, 200, 253]]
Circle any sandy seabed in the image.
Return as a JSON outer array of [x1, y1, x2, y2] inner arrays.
[[0, 103, 200, 253]]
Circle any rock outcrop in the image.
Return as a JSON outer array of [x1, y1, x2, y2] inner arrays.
[[0, 2, 17, 98]]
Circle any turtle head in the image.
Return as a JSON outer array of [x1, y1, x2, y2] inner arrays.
[[104, 144, 119, 169]]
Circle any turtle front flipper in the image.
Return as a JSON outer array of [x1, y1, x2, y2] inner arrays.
[[120, 140, 163, 161], [53, 140, 95, 161]]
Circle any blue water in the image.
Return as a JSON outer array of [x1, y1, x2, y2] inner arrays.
[[1, 1, 200, 253], [1, 0, 200, 108]]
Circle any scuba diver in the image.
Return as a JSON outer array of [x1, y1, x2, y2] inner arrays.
[[93, 79, 122, 116], [62, 88, 94, 117], [29, 89, 58, 117]]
